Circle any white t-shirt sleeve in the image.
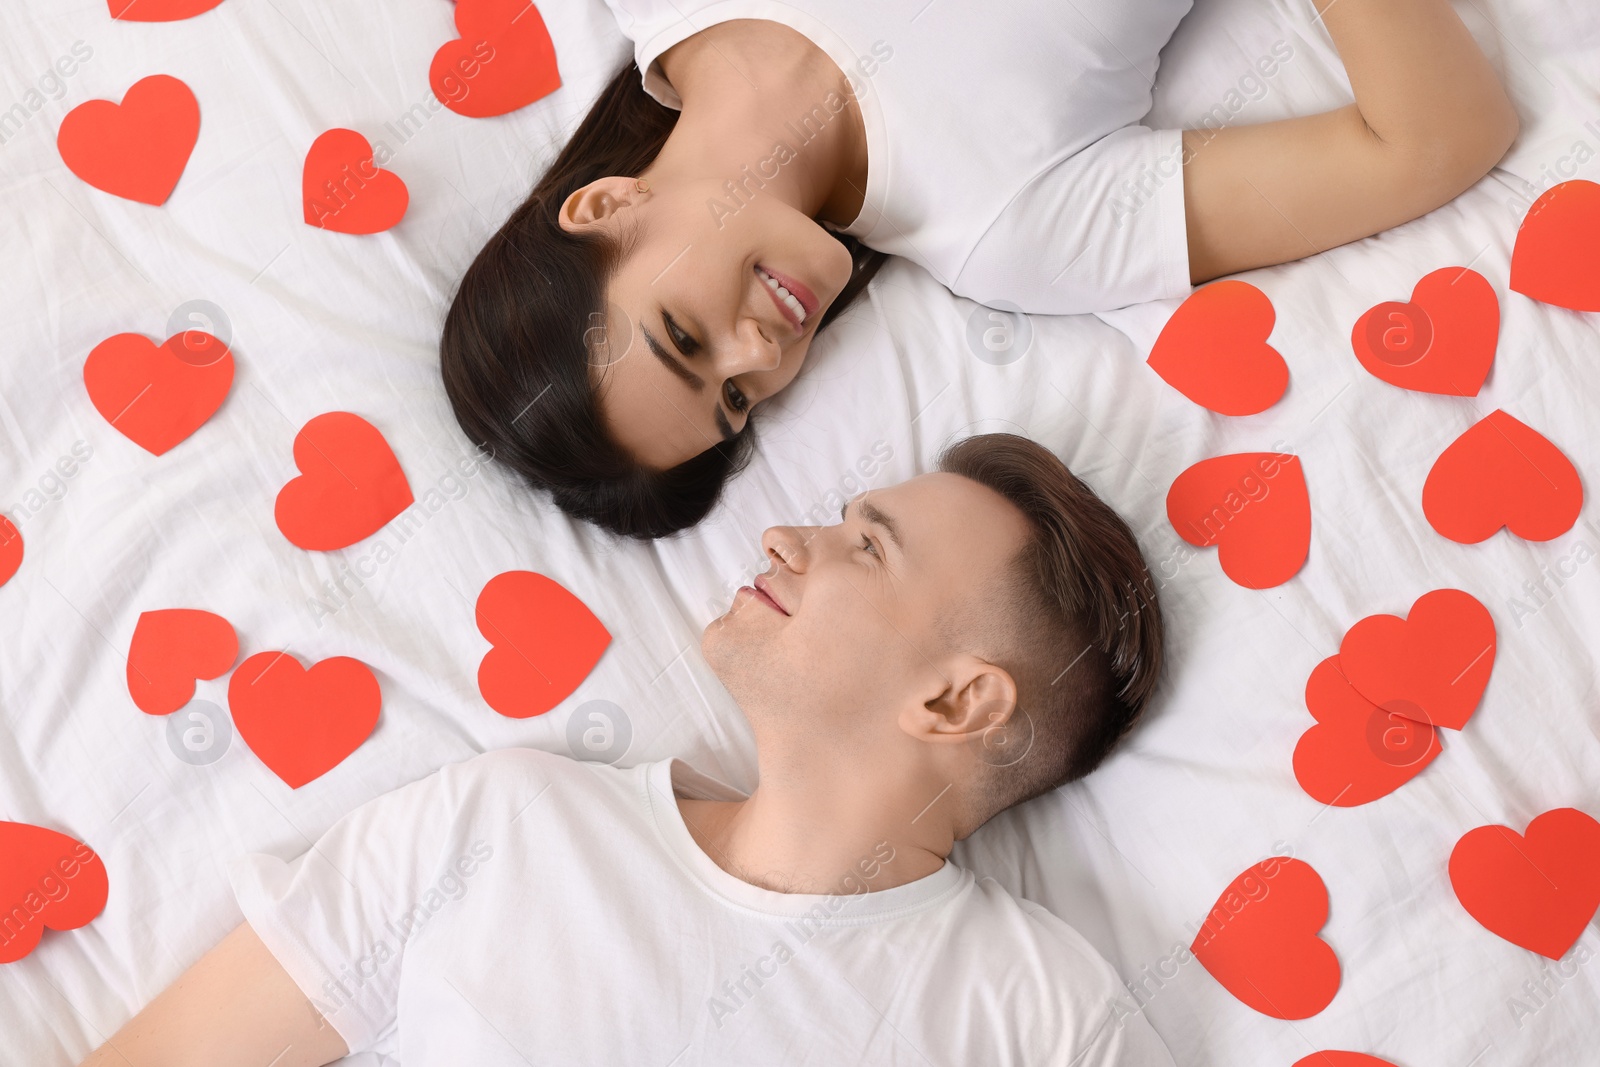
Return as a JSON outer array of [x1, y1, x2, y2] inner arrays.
[[1012, 898, 1179, 1067], [226, 759, 481, 1055], [952, 125, 1193, 316]]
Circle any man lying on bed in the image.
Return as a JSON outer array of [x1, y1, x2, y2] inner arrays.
[[79, 432, 1170, 1067]]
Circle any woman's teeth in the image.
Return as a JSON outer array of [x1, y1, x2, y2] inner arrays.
[[756, 266, 807, 326]]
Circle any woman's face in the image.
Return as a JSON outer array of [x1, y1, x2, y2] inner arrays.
[[560, 175, 856, 470]]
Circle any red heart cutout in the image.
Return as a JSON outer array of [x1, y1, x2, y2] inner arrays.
[[274, 412, 413, 551], [1192, 857, 1341, 1019], [431, 0, 561, 119], [1510, 179, 1600, 312], [303, 129, 409, 235], [126, 608, 239, 716], [1293, 1055, 1399, 1067], [57, 74, 199, 205], [0, 822, 109, 964], [1292, 656, 1441, 806], [109, 0, 226, 20], [0, 516, 22, 587], [83, 332, 233, 456], [1351, 267, 1498, 396], [1167, 451, 1310, 588], [476, 570, 611, 718], [1147, 280, 1288, 415], [228, 651, 381, 788], [1423, 409, 1583, 544], [1450, 807, 1600, 960], [1337, 588, 1495, 731]]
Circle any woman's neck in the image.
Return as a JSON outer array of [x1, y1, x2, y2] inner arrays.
[[652, 20, 867, 225]]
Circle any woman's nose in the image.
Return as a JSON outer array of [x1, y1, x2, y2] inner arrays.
[[726, 317, 784, 375]]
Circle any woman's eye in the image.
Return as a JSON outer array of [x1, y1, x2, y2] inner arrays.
[[663, 311, 699, 354], [724, 380, 748, 413], [859, 535, 879, 557]]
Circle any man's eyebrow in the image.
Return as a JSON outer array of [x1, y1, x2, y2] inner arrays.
[[843, 496, 904, 551], [642, 324, 703, 391]]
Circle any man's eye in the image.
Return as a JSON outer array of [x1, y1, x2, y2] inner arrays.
[[724, 380, 749, 413]]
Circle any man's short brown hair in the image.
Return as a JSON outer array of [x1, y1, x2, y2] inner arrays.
[[938, 433, 1164, 831]]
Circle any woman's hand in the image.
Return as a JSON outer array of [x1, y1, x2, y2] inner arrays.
[[1183, 0, 1520, 283], [78, 921, 348, 1067]]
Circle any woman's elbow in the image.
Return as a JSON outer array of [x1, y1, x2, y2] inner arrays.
[[1402, 102, 1521, 208]]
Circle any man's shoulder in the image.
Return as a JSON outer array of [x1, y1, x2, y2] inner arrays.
[[946, 876, 1129, 996], [443, 747, 650, 802]]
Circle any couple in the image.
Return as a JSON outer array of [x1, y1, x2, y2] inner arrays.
[[81, 0, 1517, 1062]]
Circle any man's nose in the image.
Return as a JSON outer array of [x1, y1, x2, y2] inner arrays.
[[760, 525, 811, 573]]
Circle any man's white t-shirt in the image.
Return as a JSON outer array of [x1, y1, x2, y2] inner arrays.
[[228, 748, 1175, 1065], [600, 0, 1196, 314]]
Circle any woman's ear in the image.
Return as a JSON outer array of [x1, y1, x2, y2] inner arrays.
[[558, 176, 646, 234]]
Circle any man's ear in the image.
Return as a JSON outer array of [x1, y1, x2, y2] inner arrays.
[[900, 655, 1018, 745], [558, 176, 646, 235]]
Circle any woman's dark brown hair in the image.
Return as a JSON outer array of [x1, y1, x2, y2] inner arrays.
[[440, 63, 887, 539]]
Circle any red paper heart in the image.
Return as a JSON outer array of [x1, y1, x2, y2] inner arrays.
[[1192, 857, 1340, 1019], [431, 0, 561, 119], [1147, 280, 1288, 415], [303, 129, 409, 235], [83, 332, 233, 455], [126, 608, 239, 716], [1337, 589, 1495, 731], [476, 570, 611, 718], [228, 651, 381, 788], [109, 0, 226, 20], [0, 822, 109, 964], [1423, 409, 1583, 544], [1450, 807, 1600, 960], [1351, 267, 1498, 396], [1292, 656, 1441, 806], [57, 74, 199, 205], [0, 517, 22, 587], [1293, 1054, 1399, 1067], [274, 412, 413, 551], [1167, 451, 1310, 588], [1510, 179, 1600, 312]]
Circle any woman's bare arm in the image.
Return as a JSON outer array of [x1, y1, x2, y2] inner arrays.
[[1183, 0, 1520, 283], [78, 921, 348, 1067]]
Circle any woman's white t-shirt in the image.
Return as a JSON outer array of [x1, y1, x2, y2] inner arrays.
[[228, 747, 1176, 1065], [601, 0, 1196, 314]]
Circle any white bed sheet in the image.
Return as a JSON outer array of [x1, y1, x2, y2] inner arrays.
[[1, 1, 1597, 1064]]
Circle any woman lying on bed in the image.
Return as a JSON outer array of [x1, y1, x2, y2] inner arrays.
[[440, 0, 1518, 538]]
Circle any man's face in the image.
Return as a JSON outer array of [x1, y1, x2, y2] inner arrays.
[[701, 473, 1033, 749]]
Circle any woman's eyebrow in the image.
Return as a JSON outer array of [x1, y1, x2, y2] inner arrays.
[[641, 324, 703, 390]]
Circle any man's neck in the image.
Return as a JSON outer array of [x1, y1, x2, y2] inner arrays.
[[652, 20, 868, 225], [676, 761, 956, 895]]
